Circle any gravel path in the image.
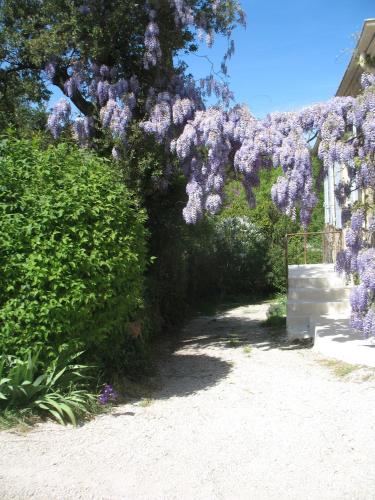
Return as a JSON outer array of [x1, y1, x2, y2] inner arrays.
[[1, 302, 375, 500]]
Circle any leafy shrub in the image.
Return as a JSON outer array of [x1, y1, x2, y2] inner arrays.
[[213, 217, 269, 295], [144, 176, 191, 330], [0, 137, 148, 368], [0, 349, 95, 425], [188, 216, 269, 300]]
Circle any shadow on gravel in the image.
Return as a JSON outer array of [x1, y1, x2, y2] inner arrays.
[[151, 306, 313, 400], [178, 315, 290, 352], [156, 354, 233, 399], [178, 312, 314, 352]]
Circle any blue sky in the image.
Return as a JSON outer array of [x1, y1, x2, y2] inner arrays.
[[50, 1, 374, 117], [184, 0, 374, 117]]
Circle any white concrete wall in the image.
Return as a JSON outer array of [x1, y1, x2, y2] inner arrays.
[[287, 264, 375, 367]]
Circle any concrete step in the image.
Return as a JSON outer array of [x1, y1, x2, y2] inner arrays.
[[287, 309, 354, 341], [288, 287, 351, 302], [287, 300, 351, 317], [288, 276, 349, 289], [288, 264, 351, 290], [315, 312, 353, 322], [287, 315, 311, 340], [313, 317, 375, 367], [285, 263, 374, 365], [315, 320, 354, 339], [288, 264, 336, 278]]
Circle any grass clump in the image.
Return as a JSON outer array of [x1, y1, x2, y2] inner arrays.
[[138, 397, 154, 407], [261, 294, 286, 328], [226, 331, 242, 347], [243, 345, 252, 355], [319, 359, 362, 378], [0, 408, 39, 432]]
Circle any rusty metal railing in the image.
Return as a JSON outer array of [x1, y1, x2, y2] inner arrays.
[[285, 230, 343, 288], [285, 230, 343, 266], [285, 228, 374, 289]]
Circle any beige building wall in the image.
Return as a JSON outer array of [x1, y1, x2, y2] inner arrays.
[[324, 19, 375, 241]]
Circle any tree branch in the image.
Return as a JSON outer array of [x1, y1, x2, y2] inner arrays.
[[307, 131, 319, 143], [52, 67, 95, 116]]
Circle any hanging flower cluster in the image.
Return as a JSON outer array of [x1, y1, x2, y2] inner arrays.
[[140, 75, 203, 143], [46, 61, 140, 149], [171, 77, 375, 337], [47, 98, 71, 139], [174, 104, 320, 228], [350, 244, 375, 334], [143, 9, 161, 69]]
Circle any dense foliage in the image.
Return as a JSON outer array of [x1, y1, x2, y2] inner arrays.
[[0, 137, 148, 365], [187, 216, 269, 301], [0, 349, 96, 425]]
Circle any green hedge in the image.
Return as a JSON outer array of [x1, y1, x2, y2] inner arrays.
[[187, 216, 269, 301], [0, 137, 148, 368]]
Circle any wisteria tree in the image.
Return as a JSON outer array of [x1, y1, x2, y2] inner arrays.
[[1, 0, 374, 336], [1, 0, 243, 153]]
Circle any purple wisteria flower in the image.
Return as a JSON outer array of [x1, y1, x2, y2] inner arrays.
[[72, 116, 92, 146], [45, 61, 56, 80], [64, 74, 81, 98], [363, 309, 375, 338], [112, 146, 122, 161], [358, 248, 375, 292], [351, 209, 365, 231], [350, 284, 369, 313], [361, 72, 375, 89], [143, 15, 162, 69], [47, 98, 71, 139]]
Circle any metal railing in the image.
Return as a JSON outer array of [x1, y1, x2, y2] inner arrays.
[[285, 230, 343, 267], [285, 228, 374, 289], [285, 230, 343, 289]]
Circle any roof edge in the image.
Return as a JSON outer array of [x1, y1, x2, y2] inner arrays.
[[336, 19, 375, 97]]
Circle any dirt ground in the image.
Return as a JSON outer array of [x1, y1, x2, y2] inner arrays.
[[1, 302, 375, 500]]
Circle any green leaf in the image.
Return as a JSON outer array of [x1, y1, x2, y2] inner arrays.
[[47, 366, 67, 388], [32, 374, 47, 387], [43, 407, 65, 425], [57, 402, 77, 426], [37, 396, 65, 418]]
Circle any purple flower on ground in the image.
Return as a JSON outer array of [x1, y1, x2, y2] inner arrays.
[[98, 384, 118, 405]]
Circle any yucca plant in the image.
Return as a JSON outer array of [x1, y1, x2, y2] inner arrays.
[[0, 350, 97, 425]]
